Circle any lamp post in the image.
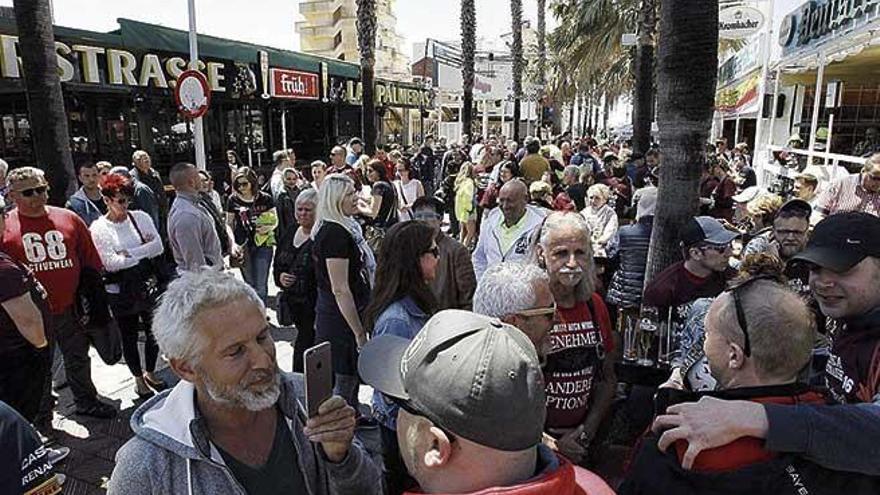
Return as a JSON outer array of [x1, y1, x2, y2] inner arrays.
[[187, 0, 207, 170]]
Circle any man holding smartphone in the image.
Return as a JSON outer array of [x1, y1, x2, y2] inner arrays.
[[109, 269, 381, 495]]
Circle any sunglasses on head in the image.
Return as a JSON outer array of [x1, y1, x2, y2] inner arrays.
[[726, 274, 778, 358], [19, 186, 48, 197]]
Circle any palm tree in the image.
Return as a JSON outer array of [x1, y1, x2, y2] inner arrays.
[[644, 0, 719, 282], [13, 0, 76, 204], [356, 0, 377, 155], [461, 0, 476, 143], [632, 0, 656, 155], [510, 0, 524, 143]]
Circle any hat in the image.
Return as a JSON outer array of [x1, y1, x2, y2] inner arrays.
[[635, 187, 657, 220], [788, 133, 804, 143], [790, 212, 880, 272], [603, 151, 619, 161], [778, 198, 813, 218], [348, 137, 363, 146], [732, 186, 763, 203], [358, 310, 546, 452], [680, 216, 739, 248]]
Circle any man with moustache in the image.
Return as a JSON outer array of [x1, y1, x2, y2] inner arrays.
[[109, 269, 381, 494], [533, 212, 618, 465]]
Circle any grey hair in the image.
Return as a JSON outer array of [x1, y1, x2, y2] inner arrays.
[[295, 187, 318, 208], [0, 158, 8, 177], [563, 165, 580, 178], [534, 211, 596, 300], [587, 183, 612, 202], [473, 262, 550, 318], [152, 269, 263, 363]]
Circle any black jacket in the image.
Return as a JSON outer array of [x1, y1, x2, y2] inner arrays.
[[620, 384, 880, 495], [606, 217, 652, 309]]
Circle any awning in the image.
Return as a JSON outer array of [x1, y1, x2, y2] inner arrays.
[[781, 43, 880, 86], [716, 72, 759, 114]]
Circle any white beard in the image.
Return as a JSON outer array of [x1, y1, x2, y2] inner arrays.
[[202, 368, 281, 412]]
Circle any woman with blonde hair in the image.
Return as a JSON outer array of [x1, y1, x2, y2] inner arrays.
[[311, 173, 375, 408], [580, 183, 618, 258], [454, 161, 477, 248]]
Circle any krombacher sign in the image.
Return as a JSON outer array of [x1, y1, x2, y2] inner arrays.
[[0, 34, 227, 91], [780, 0, 880, 49]]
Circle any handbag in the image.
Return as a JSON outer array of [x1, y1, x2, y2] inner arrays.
[[83, 318, 123, 366], [127, 212, 174, 291], [76, 267, 122, 365]]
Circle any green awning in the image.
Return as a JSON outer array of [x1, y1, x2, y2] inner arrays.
[[115, 18, 359, 78]]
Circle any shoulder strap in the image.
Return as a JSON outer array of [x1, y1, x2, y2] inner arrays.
[[127, 211, 147, 244]]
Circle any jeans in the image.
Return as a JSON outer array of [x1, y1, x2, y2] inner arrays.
[[37, 310, 100, 422], [240, 245, 273, 305], [116, 311, 159, 378]]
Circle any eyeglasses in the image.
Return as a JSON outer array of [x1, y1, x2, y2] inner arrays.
[[699, 244, 729, 254], [395, 398, 457, 442], [516, 304, 557, 318], [727, 274, 778, 358], [111, 196, 131, 205], [19, 186, 48, 197]]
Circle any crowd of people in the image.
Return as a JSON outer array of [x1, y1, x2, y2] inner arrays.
[[0, 129, 878, 494]]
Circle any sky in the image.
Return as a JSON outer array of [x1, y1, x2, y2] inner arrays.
[[1, 0, 555, 60]]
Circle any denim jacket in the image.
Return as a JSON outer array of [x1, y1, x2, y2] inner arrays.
[[371, 296, 429, 430]]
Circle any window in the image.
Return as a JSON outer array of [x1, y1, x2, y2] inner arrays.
[[334, 31, 343, 48]]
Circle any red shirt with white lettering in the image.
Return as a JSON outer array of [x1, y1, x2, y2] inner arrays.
[[544, 293, 614, 431], [1, 207, 103, 315]]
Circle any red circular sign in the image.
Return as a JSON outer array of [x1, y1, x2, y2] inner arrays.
[[174, 70, 211, 119]]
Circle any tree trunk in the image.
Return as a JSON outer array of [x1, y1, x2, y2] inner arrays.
[[356, 0, 377, 155], [511, 0, 523, 144], [13, 0, 75, 205], [632, 0, 657, 156], [645, 0, 719, 283], [461, 0, 476, 144]]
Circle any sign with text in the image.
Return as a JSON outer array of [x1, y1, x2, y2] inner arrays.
[[719, 5, 764, 40], [270, 68, 319, 100]]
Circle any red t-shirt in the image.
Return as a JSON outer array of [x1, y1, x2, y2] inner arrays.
[[1, 207, 103, 314], [544, 293, 614, 431]]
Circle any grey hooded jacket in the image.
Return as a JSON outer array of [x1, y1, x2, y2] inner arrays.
[[66, 187, 104, 227], [108, 373, 383, 495]]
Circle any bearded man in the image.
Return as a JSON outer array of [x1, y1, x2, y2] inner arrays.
[[109, 269, 381, 494], [534, 212, 619, 465]]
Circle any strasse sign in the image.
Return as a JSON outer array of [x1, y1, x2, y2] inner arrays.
[[270, 68, 319, 100]]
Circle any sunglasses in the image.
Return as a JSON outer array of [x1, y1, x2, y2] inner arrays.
[[394, 398, 457, 442], [111, 196, 131, 205], [700, 244, 729, 254], [727, 274, 778, 358], [516, 303, 557, 318], [424, 246, 440, 258], [19, 186, 48, 197]]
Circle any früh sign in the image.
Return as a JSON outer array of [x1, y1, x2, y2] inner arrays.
[[270, 68, 319, 100]]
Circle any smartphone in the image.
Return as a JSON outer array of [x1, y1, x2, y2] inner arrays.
[[302, 342, 333, 419]]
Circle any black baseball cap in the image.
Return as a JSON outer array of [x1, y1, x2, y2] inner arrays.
[[790, 212, 880, 272], [680, 216, 739, 248], [777, 198, 813, 219], [358, 310, 545, 452]]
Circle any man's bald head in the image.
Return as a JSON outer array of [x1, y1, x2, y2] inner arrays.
[[498, 180, 528, 226], [704, 280, 815, 387]]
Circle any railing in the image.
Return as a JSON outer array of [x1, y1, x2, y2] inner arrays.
[[758, 145, 866, 187]]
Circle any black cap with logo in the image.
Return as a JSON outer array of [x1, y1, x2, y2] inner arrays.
[[790, 212, 880, 272]]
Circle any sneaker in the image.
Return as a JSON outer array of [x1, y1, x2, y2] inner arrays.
[[47, 446, 70, 466], [75, 402, 117, 419]]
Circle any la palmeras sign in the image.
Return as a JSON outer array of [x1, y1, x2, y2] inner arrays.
[[0, 34, 228, 92]]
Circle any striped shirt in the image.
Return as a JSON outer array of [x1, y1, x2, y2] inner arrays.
[[815, 173, 880, 218]]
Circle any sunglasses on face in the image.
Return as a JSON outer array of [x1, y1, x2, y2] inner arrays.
[[516, 303, 557, 319], [111, 196, 131, 205], [19, 186, 48, 197]]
